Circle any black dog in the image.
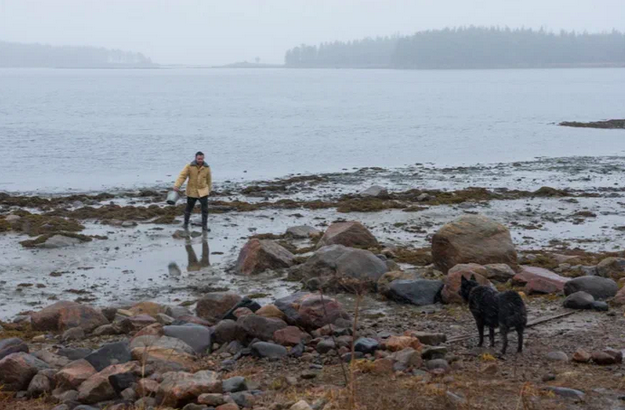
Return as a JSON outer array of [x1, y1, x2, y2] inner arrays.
[[460, 275, 527, 354]]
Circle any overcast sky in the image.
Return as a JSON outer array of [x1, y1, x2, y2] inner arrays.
[[1, 0, 624, 65]]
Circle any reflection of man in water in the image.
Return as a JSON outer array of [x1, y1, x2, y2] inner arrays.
[[186, 237, 210, 272]]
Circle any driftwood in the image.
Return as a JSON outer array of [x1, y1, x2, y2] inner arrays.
[[447, 310, 578, 344]]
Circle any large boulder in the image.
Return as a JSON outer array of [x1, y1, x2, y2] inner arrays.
[[84, 341, 132, 372], [386, 280, 444, 306], [130, 346, 195, 370], [131, 335, 195, 355], [513, 266, 569, 294], [442, 265, 494, 304], [196, 293, 242, 323], [275, 293, 350, 331], [235, 238, 294, 275], [483, 264, 517, 282], [296, 245, 388, 284], [0, 352, 50, 391], [256, 304, 286, 320], [77, 362, 140, 404], [316, 221, 378, 249], [27, 371, 54, 397], [163, 324, 212, 355], [236, 314, 288, 342], [563, 276, 618, 300], [273, 326, 311, 346], [431, 215, 518, 274], [31, 301, 109, 332], [128, 301, 166, 318], [158, 370, 222, 407], [596, 257, 625, 280], [0, 338, 29, 360], [117, 314, 157, 332], [55, 359, 97, 389], [213, 319, 238, 344]]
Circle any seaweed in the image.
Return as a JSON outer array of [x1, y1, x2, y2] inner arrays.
[[0, 218, 11, 232], [13, 215, 85, 236], [19, 232, 93, 248], [393, 247, 433, 266]]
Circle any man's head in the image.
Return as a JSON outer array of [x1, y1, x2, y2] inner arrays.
[[195, 151, 205, 165]]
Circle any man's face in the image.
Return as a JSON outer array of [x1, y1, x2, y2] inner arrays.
[[196, 155, 204, 165]]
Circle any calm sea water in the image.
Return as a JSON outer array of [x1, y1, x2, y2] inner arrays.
[[1, 67, 625, 193]]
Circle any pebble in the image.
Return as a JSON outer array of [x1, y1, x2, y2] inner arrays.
[[544, 386, 585, 401], [546, 351, 569, 362], [315, 339, 336, 354], [426, 359, 450, 372], [251, 342, 287, 360], [354, 337, 379, 354], [421, 346, 447, 360], [290, 400, 313, 410], [223, 376, 247, 393], [62, 327, 85, 342], [300, 370, 319, 380]]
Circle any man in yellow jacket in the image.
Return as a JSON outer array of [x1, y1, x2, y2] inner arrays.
[[174, 151, 212, 231]]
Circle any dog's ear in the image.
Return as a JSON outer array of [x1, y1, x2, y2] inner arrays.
[[469, 274, 476, 282], [461, 275, 468, 284]]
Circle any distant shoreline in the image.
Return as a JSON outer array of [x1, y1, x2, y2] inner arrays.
[[3, 63, 625, 70]]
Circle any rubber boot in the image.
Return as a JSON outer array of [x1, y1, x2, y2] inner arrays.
[[201, 212, 209, 232], [183, 211, 191, 230]]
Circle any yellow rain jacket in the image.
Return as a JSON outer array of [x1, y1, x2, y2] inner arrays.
[[175, 160, 212, 198]]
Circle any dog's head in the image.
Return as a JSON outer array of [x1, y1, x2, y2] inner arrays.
[[460, 274, 479, 303]]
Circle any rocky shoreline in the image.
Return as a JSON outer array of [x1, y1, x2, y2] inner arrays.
[[2, 156, 625, 410]]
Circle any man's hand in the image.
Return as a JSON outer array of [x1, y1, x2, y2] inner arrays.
[[173, 186, 180, 192]]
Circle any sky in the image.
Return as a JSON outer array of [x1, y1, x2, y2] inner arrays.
[[1, 0, 624, 66]]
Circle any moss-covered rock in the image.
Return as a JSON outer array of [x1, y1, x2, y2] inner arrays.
[[20, 232, 92, 248]]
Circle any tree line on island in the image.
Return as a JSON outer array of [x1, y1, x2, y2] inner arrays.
[[0, 41, 155, 68], [284, 27, 625, 69]]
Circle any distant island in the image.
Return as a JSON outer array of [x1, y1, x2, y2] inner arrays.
[[0, 41, 156, 68], [284, 27, 625, 69], [560, 119, 625, 130], [211, 61, 283, 69]]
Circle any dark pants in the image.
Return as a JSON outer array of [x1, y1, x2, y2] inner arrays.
[[184, 196, 209, 227]]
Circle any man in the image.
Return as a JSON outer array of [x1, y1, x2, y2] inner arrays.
[[174, 151, 212, 231]]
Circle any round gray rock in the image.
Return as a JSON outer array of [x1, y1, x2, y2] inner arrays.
[[387, 279, 444, 306], [563, 291, 594, 310], [563, 276, 618, 300], [163, 324, 212, 354]]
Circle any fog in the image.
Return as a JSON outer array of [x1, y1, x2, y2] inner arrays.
[[0, 0, 624, 65]]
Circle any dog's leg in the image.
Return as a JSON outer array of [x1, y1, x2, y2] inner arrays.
[[516, 327, 524, 353], [477, 319, 485, 347], [500, 324, 509, 355], [489, 326, 495, 347]]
